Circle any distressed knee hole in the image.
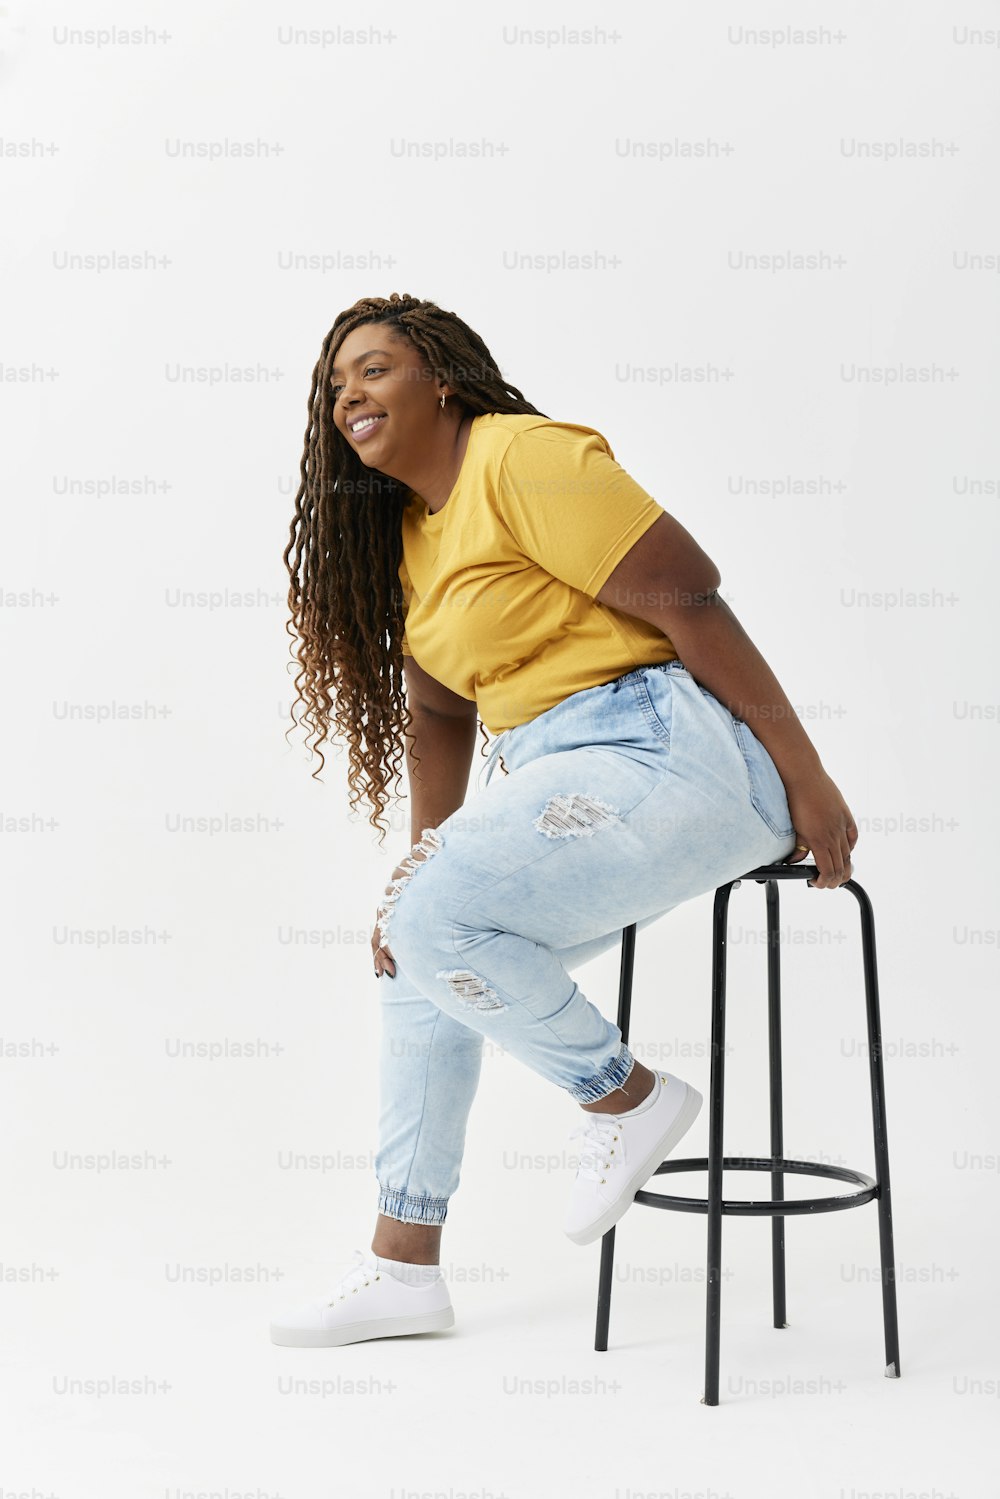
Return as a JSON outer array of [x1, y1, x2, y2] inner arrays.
[[533, 792, 622, 839], [375, 825, 445, 948], [436, 968, 508, 1013]]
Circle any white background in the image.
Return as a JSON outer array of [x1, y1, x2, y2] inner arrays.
[[2, 1, 998, 1496]]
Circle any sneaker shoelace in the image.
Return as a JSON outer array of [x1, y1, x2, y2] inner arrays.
[[567, 1115, 628, 1184], [326, 1248, 381, 1307]]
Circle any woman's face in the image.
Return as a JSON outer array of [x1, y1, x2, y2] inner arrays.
[[329, 323, 444, 471]]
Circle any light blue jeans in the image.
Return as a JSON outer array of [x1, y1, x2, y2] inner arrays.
[[374, 659, 798, 1226]]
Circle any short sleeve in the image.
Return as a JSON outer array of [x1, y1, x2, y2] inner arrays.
[[495, 424, 665, 597]]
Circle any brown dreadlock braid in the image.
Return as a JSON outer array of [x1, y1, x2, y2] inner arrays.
[[282, 292, 549, 848]]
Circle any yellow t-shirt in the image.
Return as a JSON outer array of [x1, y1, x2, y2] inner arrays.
[[399, 412, 678, 734]]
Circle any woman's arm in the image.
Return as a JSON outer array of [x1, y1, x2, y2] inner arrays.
[[660, 589, 824, 786], [595, 513, 858, 889], [653, 590, 858, 889]]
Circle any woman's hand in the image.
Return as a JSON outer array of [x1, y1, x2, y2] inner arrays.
[[372, 922, 396, 978], [781, 768, 859, 890]]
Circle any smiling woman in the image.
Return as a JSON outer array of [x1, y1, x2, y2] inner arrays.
[[274, 290, 859, 1352]]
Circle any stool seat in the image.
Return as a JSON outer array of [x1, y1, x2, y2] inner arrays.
[[591, 861, 901, 1405]]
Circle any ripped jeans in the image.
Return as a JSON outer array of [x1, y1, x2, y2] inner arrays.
[[374, 659, 798, 1226]]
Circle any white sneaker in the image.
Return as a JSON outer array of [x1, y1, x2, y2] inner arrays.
[[564, 1071, 703, 1245], [269, 1249, 455, 1348]]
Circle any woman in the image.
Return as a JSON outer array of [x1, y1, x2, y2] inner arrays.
[[272, 292, 858, 1348]]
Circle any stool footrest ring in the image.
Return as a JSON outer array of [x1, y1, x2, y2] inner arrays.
[[632, 1156, 879, 1217]]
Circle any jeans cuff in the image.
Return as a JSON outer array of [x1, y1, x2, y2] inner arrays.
[[568, 1042, 636, 1103], [378, 1186, 450, 1225]]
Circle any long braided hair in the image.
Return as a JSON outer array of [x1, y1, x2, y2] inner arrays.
[[283, 292, 549, 848]]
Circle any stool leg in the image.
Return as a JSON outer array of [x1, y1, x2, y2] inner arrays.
[[847, 879, 902, 1379], [703, 881, 736, 1406], [594, 923, 637, 1352], [766, 879, 789, 1330]]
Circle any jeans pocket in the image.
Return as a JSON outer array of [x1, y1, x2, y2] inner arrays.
[[632, 665, 676, 747], [731, 718, 795, 839]]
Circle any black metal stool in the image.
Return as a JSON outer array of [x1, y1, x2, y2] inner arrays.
[[592, 862, 901, 1406]]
